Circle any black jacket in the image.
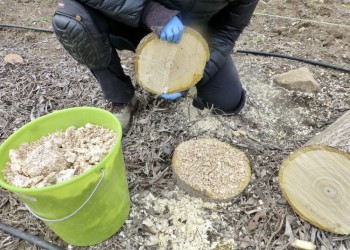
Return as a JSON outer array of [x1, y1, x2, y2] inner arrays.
[[77, 0, 259, 81]]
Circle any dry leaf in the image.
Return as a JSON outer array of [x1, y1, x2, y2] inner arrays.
[[248, 210, 267, 231], [238, 236, 254, 249], [284, 215, 295, 240]]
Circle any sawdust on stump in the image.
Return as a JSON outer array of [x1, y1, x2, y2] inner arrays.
[[172, 138, 251, 201], [3, 123, 117, 188]]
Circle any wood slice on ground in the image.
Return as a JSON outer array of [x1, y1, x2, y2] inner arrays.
[[172, 138, 251, 202], [279, 110, 350, 234], [135, 27, 209, 95]]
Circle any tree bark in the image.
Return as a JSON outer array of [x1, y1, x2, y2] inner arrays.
[[305, 110, 350, 153]]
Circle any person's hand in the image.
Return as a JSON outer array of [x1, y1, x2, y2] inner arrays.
[[160, 92, 183, 100], [160, 16, 184, 43]]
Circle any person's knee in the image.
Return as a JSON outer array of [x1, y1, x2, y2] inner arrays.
[[195, 84, 246, 115], [195, 56, 247, 114], [193, 89, 246, 115], [219, 88, 246, 115], [52, 1, 111, 69], [213, 89, 244, 111]]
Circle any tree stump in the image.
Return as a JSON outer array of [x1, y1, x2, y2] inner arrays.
[[172, 138, 251, 202], [279, 110, 350, 234], [135, 27, 209, 95]]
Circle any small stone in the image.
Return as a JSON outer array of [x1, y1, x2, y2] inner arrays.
[[273, 67, 320, 93], [4, 53, 24, 64]]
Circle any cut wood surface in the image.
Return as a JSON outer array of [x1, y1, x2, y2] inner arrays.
[[135, 27, 209, 95], [279, 110, 350, 234], [172, 138, 251, 202]]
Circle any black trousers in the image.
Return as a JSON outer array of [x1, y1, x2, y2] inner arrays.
[[52, 0, 244, 113]]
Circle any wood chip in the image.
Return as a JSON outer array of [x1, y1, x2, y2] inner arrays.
[[3, 123, 117, 188], [291, 239, 316, 250]]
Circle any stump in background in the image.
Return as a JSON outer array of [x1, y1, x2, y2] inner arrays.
[[135, 27, 209, 95], [279, 110, 350, 234]]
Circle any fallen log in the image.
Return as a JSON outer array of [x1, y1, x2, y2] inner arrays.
[[279, 110, 350, 234]]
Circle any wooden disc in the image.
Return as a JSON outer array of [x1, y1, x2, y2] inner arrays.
[[172, 138, 251, 201], [135, 27, 209, 95], [279, 145, 350, 234]]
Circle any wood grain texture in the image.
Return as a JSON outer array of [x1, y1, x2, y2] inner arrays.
[[280, 112, 350, 234], [135, 27, 209, 94], [279, 145, 350, 234]]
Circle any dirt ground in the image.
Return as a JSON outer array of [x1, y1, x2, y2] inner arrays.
[[1, 0, 350, 249]]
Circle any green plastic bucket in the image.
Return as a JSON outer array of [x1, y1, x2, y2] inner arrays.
[[0, 107, 130, 246]]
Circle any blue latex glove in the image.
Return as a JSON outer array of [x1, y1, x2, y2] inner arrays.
[[160, 16, 184, 44], [160, 92, 183, 100]]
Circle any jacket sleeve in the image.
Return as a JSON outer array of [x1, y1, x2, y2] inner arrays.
[[204, 0, 259, 82], [141, 1, 179, 36], [76, 0, 147, 27]]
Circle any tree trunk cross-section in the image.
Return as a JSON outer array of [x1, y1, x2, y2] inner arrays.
[[279, 110, 350, 234], [135, 27, 209, 95], [172, 138, 251, 202]]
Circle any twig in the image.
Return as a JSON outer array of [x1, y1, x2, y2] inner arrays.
[[266, 213, 285, 249], [247, 134, 281, 150], [149, 166, 170, 184], [216, 116, 237, 131]]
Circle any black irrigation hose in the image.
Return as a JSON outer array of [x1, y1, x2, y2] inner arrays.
[[0, 23, 53, 33], [1, 23, 350, 74], [0, 223, 65, 250], [236, 49, 350, 73]]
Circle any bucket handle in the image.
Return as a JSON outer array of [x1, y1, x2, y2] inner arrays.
[[25, 168, 105, 223]]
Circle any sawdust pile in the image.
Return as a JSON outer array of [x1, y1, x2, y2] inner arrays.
[[173, 138, 250, 200], [3, 123, 117, 188], [133, 188, 236, 249]]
